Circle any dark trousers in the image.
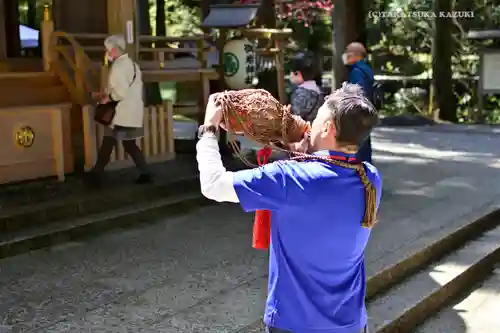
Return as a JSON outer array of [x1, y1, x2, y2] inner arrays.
[[92, 136, 149, 174], [356, 136, 373, 164], [268, 327, 368, 333]]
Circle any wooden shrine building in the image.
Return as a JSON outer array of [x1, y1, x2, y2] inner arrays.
[[0, 0, 219, 185]]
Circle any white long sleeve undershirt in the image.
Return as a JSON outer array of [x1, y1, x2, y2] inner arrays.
[[196, 135, 240, 203]]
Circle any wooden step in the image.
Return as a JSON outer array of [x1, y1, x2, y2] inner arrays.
[[0, 85, 70, 107], [0, 58, 44, 72], [0, 72, 71, 107], [0, 72, 62, 88]]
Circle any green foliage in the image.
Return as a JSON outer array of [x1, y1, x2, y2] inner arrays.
[[367, 0, 500, 123], [18, 0, 44, 29], [279, 13, 332, 53], [149, 0, 201, 36]]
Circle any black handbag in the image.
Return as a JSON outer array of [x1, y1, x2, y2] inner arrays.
[[94, 63, 137, 126], [94, 101, 119, 126]]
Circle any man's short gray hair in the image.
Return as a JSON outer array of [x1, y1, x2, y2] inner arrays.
[[323, 82, 378, 146], [104, 34, 126, 54]]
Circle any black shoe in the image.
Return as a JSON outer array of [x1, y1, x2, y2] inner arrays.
[[135, 173, 152, 184]]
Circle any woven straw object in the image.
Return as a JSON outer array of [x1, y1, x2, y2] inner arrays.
[[214, 89, 309, 160]]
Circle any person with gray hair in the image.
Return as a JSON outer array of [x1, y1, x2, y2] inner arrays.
[[87, 34, 151, 187]]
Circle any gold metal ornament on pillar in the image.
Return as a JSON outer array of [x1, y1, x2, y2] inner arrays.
[[43, 4, 51, 21], [15, 126, 35, 148]]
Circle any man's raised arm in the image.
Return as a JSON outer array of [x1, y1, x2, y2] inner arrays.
[[196, 133, 239, 203], [195, 94, 291, 211]]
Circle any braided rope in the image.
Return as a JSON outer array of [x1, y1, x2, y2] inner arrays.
[[292, 153, 378, 228]]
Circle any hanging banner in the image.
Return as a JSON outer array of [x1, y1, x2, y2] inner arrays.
[[126, 20, 134, 44]]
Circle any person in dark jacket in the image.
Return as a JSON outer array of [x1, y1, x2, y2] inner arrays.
[[343, 42, 374, 164], [289, 52, 324, 123]]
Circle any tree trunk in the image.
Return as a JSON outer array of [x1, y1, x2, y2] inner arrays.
[[432, 0, 456, 122], [200, 0, 211, 33], [27, 0, 37, 28], [331, 0, 347, 89], [137, 0, 163, 106], [156, 0, 166, 37], [256, 0, 276, 28], [345, 0, 366, 45]]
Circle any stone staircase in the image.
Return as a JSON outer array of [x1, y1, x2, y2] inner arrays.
[[239, 208, 500, 333]]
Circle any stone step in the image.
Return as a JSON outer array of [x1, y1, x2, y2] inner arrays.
[[236, 208, 500, 333], [367, 224, 500, 333], [0, 158, 245, 259], [416, 270, 500, 332], [0, 191, 210, 259], [0, 175, 201, 233]]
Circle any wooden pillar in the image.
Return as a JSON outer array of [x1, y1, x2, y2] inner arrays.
[[41, 5, 54, 71], [4, 0, 20, 57], [275, 39, 286, 104], [107, 0, 137, 60], [0, 0, 7, 60], [217, 28, 231, 156]]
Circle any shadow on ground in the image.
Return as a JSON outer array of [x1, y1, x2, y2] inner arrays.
[[370, 127, 500, 333], [1, 127, 500, 332]]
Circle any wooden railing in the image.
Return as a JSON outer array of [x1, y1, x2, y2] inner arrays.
[[48, 31, 103, 105], [82, 101, 176, 171], [137, 34, 218, 89], [40, 5, 105, 105], [138, 34, 214, 64]]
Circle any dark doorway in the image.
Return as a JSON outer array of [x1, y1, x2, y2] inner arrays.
[[4, 0, 42, 59]]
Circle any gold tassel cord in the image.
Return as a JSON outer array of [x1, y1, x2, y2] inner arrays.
[[293, 155, 378, 229]]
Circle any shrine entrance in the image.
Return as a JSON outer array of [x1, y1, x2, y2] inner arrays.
[[0, 0, 45, 71]]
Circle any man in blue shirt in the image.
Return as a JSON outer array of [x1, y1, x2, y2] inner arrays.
[[196, 83, 382, 333], [343, 42, 375, 164]]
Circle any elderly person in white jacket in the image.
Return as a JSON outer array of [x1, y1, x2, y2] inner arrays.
[[88, 34, 151, 186]]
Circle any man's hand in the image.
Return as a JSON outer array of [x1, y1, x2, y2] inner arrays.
[[100, 95, 110, 104], [204, 93, 223, 128], [288, 131, 310, 154], [92, 92, 107, 100]]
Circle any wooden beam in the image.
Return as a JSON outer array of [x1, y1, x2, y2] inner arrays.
[[0, 0, 7, 60], [107, 0, 137, 58]]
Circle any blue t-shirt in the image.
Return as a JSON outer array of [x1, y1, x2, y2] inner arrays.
[[233, 150, 382, 333]]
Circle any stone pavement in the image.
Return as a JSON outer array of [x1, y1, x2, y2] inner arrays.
[[1, 126, 500, 333], [416, 269, 500, 333]]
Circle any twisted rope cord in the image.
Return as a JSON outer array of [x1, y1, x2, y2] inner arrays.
[[291, 153, 378, 228]]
